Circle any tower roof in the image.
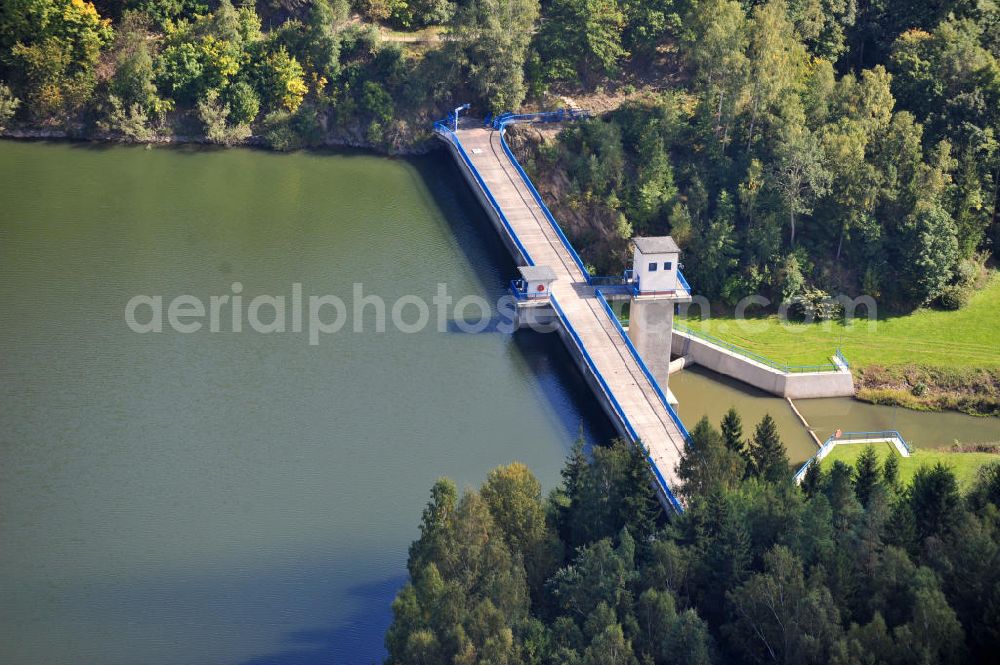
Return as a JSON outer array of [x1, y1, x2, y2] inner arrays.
[[518, 265, 557, 282], [633, 236, 680, 255]]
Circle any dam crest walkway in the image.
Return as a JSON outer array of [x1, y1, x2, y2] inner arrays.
[[434, 114, 690, 511]]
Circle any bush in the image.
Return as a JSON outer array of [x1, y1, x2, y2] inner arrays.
[[224, 81, 260, 125], [722, 265, 767, 306], [261, 110, 298, 151], [0, 83, 21, 130], [197, 89, 251, 146], [260, 105, 324, 150], [955, 258, 981, 287], [938, 284, 972, 310], [98, 95, 156, 142], [789, 286, 843, 321], [779, 253, 805, 303]]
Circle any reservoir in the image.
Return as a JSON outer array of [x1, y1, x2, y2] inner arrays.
[[0, 141, 613, 665]]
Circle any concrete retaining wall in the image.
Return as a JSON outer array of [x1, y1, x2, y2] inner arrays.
[[671, 330, 855, 398]]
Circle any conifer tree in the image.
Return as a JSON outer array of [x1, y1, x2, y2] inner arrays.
[[720, 406, 745, 456], [678, 416, 745, 497], [748, 414, 790, 483], [882, 452, 900, 492], [800, 460, 824, 498], [853, 445, 882, 508], [621, 440, 662, 545]]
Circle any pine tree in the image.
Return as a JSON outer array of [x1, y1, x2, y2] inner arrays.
[[748, 414, 790, 483], [678, 416, 745, 497], [720, 407, 745, 456], [882, 453, 900, 492], [620, 440, 662, 545], [558, 432, 589, 548], [800, 460, 824, 498], [825, 460, 863, 533], [910, 463, 962, 542], [562, 432, 588, 501], [853, 445, 882, 508], [693, 492, 750, 625]]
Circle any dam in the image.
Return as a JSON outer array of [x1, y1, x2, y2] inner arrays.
[[434, 110, 692, 511]]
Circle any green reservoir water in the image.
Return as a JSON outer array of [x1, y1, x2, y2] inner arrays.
[[0, 141, 613, 665]]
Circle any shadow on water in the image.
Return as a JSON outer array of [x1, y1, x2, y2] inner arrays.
[[237, 147, 611, 665], [238, 575, 406, 665], [680, 363, 776, 397], [414, 149, 517, 295], [60, 137, 397, 161], [415, 149, 618, 448], [511, 329, 619, 448]]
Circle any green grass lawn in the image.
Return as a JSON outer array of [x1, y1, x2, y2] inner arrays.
[[677, 272, 1000, 369], [820, 442, 999, 488]]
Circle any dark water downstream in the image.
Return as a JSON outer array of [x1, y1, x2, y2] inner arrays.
[[0, 141, 613, 665], [671, 365, 1000, 465]]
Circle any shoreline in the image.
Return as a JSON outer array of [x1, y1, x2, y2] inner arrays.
[[854, 364, 1000, 418], [0, 126, 439, 156]]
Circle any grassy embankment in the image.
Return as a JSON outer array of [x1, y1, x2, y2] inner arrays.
[[820, 441, 999, 489], [677, 273, 1000, 416]]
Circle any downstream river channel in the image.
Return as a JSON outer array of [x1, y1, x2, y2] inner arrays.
[[1, 141, 997, 665]]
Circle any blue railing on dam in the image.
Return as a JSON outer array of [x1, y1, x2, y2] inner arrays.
[[550, 295, 684, 513], [594, 290, 691, 441], [434, 112, 686, 513], [433, 121, 537, 268], [677, 270, 691, 293], [591, 270, 694, 299], [589, 274, 631, 287], [493, 115, 593, 284], [509, 279, 549, 300], [491, 109, 590, 129]]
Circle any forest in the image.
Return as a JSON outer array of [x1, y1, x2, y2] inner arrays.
[[385, 411, 1000, 665], [518, 0, 1000, 312], [1, 1, 997, 310]]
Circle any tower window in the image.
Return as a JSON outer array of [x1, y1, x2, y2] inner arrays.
[[663, 261, 672, 270], [648, 262, 658, 271]]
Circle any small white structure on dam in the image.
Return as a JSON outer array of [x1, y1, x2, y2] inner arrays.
[[517, 264, 556, 297], [511, 265, 558, 328], [628, 236, 691, 391], [631, 236, 681, 295]]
